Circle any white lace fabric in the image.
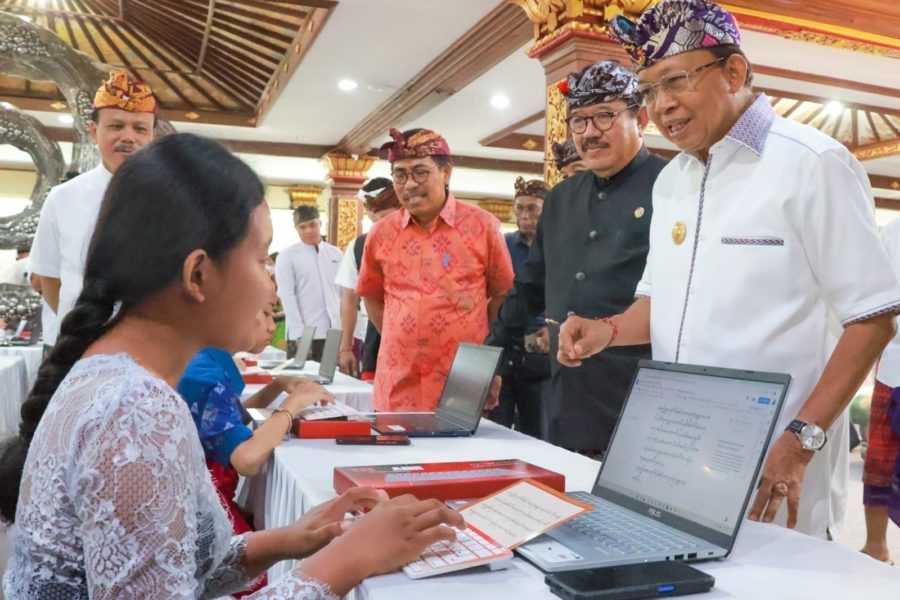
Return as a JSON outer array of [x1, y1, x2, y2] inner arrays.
[[3, 353, 337, 600]]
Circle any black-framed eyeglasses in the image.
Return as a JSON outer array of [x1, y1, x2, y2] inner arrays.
[[567, 105, 638, 135], [637, 57, 727, 105], [391, 167, 433, 186]]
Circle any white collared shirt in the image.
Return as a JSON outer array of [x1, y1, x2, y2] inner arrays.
[[334, 239, 369, 341], [637, 95, 900, 537], [876, 219, 900, 387], [275, 240, 342, 339], [29, 165, 112, 345]]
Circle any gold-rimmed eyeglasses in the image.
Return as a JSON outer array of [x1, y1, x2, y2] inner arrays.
[[637, 57, 727, 105]]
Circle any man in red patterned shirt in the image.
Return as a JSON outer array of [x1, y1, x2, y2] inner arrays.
[[357, 128, 514, 411]]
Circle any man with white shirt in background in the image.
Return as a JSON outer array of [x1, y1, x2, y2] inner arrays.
[[334, 177, 400, 379], [29, 70, 157, 349], [275, 204, 343, 362]]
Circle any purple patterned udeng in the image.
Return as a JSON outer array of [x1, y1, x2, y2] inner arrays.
[[608, 0, 742, 67]]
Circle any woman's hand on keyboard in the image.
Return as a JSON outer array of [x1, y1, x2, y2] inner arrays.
[[300, 495, 465, 593], [280, 379, 335, 416], [286, 487, 389, 557]]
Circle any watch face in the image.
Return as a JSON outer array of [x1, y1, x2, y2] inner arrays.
[[801, 424, 827, 450]]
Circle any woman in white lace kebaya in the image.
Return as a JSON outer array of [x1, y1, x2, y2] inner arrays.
[[1, 134, 463, 599]]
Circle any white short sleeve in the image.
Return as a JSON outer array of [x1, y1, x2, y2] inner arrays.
[[799, 148, 900, 324], [29, 190, 62, 278], [334, 238, 359, 290]]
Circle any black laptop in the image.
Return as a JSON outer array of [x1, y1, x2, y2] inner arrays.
[[371, 343, 502, 437]]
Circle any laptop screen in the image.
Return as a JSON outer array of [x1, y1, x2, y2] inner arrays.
[[318, 328, 342, 378], [436, 344, 502, 427], [596, 362, 787, 546]]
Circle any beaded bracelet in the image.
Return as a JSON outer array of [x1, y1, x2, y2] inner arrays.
[[271, 408, 293, 431], [599, 317, 619, 352]]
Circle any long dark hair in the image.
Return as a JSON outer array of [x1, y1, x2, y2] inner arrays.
[[0, 133, 264, 522]]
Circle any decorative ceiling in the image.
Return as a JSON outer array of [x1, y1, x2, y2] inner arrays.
[[0, 0, 335, 125]]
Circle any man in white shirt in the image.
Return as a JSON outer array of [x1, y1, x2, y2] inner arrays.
[[558, 0, 900, 539], [334, 178, 400, 378], [275, 205, 343, 362], [29, 70, 157, 347]]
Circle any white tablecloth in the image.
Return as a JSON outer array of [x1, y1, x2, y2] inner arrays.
[[0, 356, 29, 437], [255, 420, 900, 597], [241, 361, 373, 411], [0, 345, 42, 390]]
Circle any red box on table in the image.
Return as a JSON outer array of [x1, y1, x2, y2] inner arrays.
[[333, 459, 565, 501], [295, 420, 371, 439]]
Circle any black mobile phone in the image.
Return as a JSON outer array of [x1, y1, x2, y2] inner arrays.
[[545, 562, 715, 600], [335, 435, 411, 446]]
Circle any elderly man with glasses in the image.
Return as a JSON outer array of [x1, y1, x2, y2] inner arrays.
[[557, 0, 900, 538], [357, 128, 514, 412], [487, 61, 668, 455]]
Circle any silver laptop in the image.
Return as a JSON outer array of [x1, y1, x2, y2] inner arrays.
[[309, 328, 342, 384], [371, 344, 502, 437], [517, 360, 789, 572], [277, 325, 317, 372]]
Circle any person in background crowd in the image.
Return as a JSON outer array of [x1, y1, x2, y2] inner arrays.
[[489, 177, 550, 438], [29, 70, 157, 350], [335, 177, 400, 380], [487, 61, 667, 456], [551, 139, 586, 179], [1, 133, 463, 598], [274, 205, 342, 362], [178, 302, 334, 595], [358, 128, 513, 411], [862, 217, 900, 564], [559, 0, 900, 537]]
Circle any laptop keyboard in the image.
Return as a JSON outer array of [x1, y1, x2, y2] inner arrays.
[[564, 492, 704, 556], [404, 527, 512, 579], [299, 402, 361, 421]]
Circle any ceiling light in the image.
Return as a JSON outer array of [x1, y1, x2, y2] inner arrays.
[[825, 101, 844, 116], [58, 114, 74, 125], [338, 78, 358, 92], [490, 94, 511, 110]]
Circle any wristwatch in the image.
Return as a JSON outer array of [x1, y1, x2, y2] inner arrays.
[[786, 419, 827, 451]]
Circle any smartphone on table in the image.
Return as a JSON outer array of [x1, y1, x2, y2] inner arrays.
[[545, 562, 714, 600], [335, 435, 411, 446]]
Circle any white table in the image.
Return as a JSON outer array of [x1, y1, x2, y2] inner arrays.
[[256, 420, 900, 597], [0, 344, 43, 389], [242, 361, 373, 412], [0, 355, 29, 437]]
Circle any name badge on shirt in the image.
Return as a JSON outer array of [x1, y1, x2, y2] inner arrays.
[[672, 221, 687, 245]]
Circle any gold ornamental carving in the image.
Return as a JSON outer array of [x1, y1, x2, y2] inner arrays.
[[854, 141, 900, 162], [545, 80, 569, 187], [782, 31, 900, 59], [288, 184, 324, 209], [331, 196, 361, 250], [510, 0, 660, 55], [322, 151, 376, 180], [477, 198, 515, 224]]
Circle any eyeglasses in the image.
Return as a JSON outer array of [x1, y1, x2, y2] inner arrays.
[[637, 57, 727, 105], [392, 167, 433, 186], [567, 105, 638, 135]]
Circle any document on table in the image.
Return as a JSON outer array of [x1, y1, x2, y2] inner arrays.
[[403, 479, 591, 579], [462, 479, 591, 549]]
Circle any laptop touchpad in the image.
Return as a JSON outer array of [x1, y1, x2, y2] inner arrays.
[[521, 539, 584, 563]]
